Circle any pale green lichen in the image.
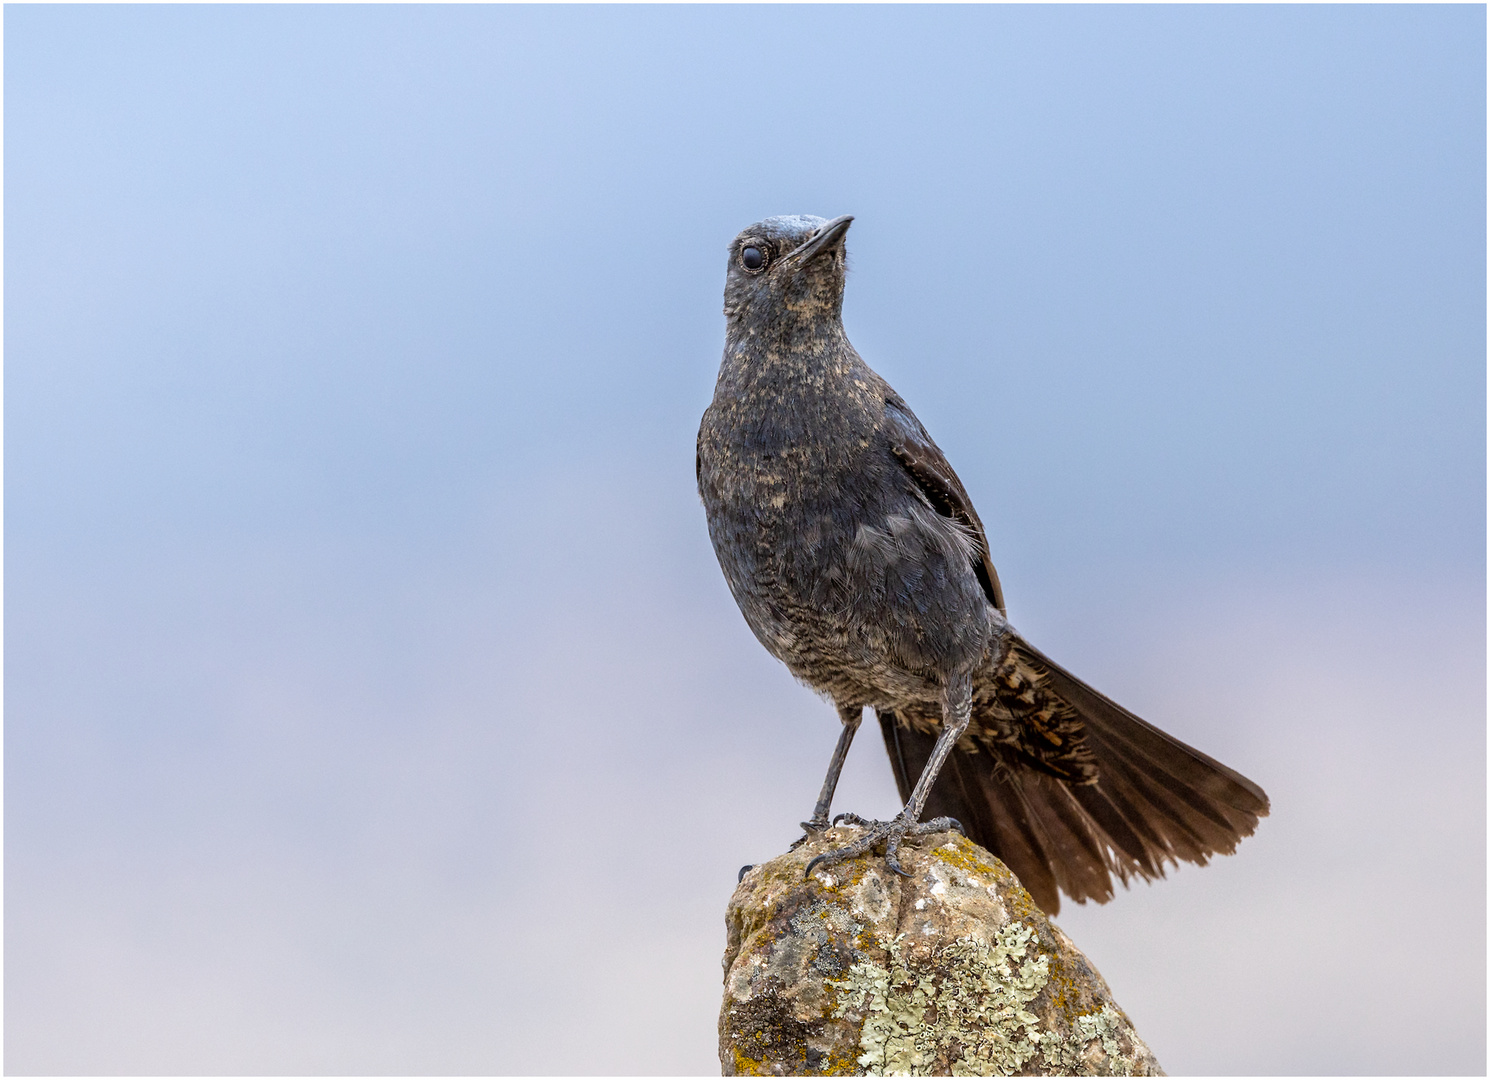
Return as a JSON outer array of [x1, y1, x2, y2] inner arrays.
[[829, 921, 1050, 1076], [1038, 1004, 1141, 1077]]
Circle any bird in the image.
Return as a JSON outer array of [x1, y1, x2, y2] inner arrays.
[[696, 213, 1269, 914]]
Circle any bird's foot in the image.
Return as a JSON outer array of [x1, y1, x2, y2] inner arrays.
[[804, 813, 965, 879]]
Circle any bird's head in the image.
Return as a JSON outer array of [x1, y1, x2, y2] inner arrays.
[[722, 214, 853, 330]]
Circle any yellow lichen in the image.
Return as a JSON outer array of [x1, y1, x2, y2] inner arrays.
[[930, 838, 1002, 879], [928, 838, 1045, 921], [731, 1047, 765, 1075]]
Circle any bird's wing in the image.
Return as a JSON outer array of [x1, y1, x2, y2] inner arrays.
[[881, 395, 1006, 614]]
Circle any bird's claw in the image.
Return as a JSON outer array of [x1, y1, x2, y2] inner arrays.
[[790, 815, 833, 850], [924, 815, 965, 837]]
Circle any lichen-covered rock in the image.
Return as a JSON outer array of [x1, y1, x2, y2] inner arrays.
[[720, 827, 1163, 1077]]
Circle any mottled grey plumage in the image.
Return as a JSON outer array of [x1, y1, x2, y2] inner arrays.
[[697, 214, 1269, 913]]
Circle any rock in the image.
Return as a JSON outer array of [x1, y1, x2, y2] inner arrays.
[[719, 827, 1163, 1077]]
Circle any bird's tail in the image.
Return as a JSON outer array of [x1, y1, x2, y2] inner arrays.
[[878, 638, 1269, 915]]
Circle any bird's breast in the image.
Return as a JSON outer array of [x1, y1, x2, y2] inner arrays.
[[698, 378, 884, 619]]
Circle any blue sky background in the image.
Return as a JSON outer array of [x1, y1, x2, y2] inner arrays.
[[6, 5, 1484, 1074]]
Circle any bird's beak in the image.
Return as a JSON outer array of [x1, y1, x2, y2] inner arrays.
[[783, 214, 853, 269]]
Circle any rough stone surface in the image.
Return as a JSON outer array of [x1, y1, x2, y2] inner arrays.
[[720, 827, 1163, 1077]]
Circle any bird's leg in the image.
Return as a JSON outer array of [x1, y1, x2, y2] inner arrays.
[[800, 704, 862, 834], [899, 680, 972, 827], [807, 677, 971, 879]]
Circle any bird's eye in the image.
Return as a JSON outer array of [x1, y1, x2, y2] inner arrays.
[[740, 245, 766, 272]]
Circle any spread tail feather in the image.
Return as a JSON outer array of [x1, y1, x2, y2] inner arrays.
[[877, 641, 1269, 914]]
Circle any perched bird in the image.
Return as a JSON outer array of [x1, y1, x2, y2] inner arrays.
[[696, 213, 1269, 914]]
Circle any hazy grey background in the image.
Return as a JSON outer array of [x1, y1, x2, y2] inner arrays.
[[6, 5, 1484, 1074]]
